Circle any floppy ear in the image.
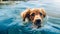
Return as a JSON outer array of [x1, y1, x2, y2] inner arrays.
[[21, 9, 31, 21], [41, 8, 46, 18]]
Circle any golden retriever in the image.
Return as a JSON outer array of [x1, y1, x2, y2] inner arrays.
[[21, 8, 46, 28]]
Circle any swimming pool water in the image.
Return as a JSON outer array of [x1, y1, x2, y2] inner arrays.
[[0, 1, 60, 34]]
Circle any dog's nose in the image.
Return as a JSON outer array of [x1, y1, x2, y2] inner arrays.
[[36, 19, 41, 23], [35, 19, 41, 25]]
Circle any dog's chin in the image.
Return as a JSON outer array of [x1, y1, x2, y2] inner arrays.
[[37, 26, 41, 28], [34, 22, 41, 28], [35, 24, 41, 28], [32, 25, 41, 29], [32, 24, 41, 29]]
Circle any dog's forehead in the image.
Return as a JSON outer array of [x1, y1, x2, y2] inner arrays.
[[31, 8, 42, 13]]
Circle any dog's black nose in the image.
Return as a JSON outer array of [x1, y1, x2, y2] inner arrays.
[[35, 19, 41, 25], [36, 19, 41, 23]]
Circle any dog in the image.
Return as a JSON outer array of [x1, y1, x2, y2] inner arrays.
[[21, 8, 46, 28]]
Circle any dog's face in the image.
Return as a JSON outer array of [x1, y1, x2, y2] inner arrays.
[[21, 8, 46, 28]]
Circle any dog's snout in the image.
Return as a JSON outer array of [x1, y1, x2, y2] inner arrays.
[[35, 19, 41, 26], [36, 19, 41, 23]]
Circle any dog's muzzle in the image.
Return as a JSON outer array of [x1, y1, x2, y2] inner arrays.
[[34, 19, 41, 28]]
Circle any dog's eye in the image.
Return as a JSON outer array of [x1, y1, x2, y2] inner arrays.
[[40, 13, 42, 16], [31, 13, 35, 16]]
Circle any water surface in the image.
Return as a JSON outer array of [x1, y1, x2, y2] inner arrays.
[[0, 0, 60, 34]]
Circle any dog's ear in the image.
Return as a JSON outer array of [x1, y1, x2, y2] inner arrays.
[[41, 8, 46, 18], [21, 9, 31, 21]]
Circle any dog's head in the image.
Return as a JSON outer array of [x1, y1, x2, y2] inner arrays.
[[21, 8, 46, 28]]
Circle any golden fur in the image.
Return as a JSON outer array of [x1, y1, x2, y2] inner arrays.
[[21, 8, 46, 28]]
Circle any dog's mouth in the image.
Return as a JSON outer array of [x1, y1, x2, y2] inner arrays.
[[37, 26, 41, 28], [34, 19, 41, 28], [35, 23, 41, 28]]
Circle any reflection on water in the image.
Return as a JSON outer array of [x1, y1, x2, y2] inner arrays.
[[0, 0, 60, 34]]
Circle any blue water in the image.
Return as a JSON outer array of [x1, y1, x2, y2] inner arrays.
[[0, 1, 60, 34]]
